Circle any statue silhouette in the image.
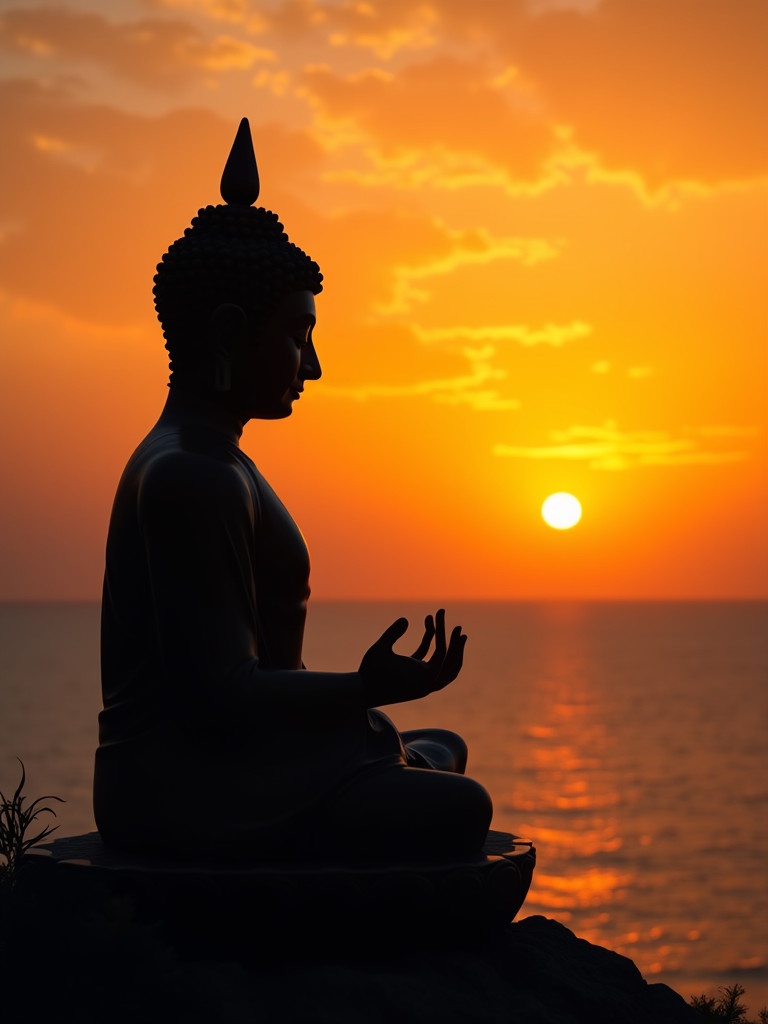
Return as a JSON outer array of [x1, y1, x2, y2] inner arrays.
[[94, 119, 493, 863]]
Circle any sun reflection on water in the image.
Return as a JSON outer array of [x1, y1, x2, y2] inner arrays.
[[526, 868, 633, 912], [496, 603, 636, 943]]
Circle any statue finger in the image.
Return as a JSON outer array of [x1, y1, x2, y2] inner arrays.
[[437, 628, 466, 686], [428, 608, 447, 665], [371, 617, 409, 652], [411, 614, 435, 660]]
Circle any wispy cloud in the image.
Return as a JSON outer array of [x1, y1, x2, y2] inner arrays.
[[414, 321, 591, 347], [144, 0, 261, 28], [494, 422, 757, 470], [0, 7, 275, 85], [526, 1, 602, 12], [590, 361, 654, 378], [31, 133, 102, 172], [321, 145, 570, 197], [697, 425, 760, 439], [0, 287, 146, 342], [294, 0, 768, 192], [323, 348, 520, 411], [252, 67, 291, 95], [328, 4, 439, 59], [376, 228, 563, 314], [301, 56, 553, 182], [439, 0, 768, 186]]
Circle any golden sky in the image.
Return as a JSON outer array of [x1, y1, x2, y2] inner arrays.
[[0, 0, 766, 600]]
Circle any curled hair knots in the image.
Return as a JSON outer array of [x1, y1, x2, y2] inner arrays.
[[153, 203, 322, 382], [188, 204, 287, 243]]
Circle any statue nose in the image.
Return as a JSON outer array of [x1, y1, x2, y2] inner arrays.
[[302, 340, 322, 380]]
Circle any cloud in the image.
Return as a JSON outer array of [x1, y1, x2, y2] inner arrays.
[[252, 67, 292, 96], [639, 450, 749, 467], [527, 0, 601, 11], [301, 56, 554, 181], [323, 346, 520, 411], [437, 389, 520, 412], [413, 321, 591, 347], [0, 287, 146, 345], [10, 2, 758, 201], [697, 425, 760, 439], [281, 1, 767, 187], [0, 82, 324, 323], [305, 205, 564, 327], [142, 0, 262, 27], [377, 230, 563, 313], [493, 422, 757, 470], [320, 146, 570, 198], [0, 7, 275, 86], [298, 0, 766, 188], [268, 0, 443, 51], [326, 2, 439, 59], [589, 362, 654, 379], [485, 0, 768, 185]]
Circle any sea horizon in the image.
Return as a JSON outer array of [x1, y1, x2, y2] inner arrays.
[[2, 596, 766, 605]]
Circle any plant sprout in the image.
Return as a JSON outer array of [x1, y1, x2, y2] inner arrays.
[[0, 759, 63, 884], [690, 984, 768, 1023]]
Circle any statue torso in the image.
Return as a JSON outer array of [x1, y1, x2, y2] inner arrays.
[[99, 395, 310, 748]]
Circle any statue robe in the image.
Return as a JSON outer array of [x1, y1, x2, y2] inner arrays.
[[95, 392, 399, 860]]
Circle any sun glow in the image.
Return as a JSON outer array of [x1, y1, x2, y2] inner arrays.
[[542, 493, 582, 530]]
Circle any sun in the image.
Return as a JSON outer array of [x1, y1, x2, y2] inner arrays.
[[542, 492, 582, 530]]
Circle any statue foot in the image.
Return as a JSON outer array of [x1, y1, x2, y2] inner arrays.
[[401, 728, 468, 773]]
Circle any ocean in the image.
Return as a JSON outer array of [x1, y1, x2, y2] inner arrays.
[[1, 600, 766, 1009]]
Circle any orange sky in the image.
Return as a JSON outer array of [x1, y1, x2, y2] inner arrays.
[[0, 0, 766, 600]]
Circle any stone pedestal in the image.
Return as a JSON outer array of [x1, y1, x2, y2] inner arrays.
[[23, 829, 536, 954]]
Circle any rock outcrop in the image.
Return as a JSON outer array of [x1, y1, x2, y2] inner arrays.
[[2, 872, 697, 1024]]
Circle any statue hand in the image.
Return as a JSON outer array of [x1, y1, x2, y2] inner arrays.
[[359, 609, 467, 708]]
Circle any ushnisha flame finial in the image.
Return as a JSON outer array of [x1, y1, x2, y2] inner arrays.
[[220, 117, 260, 206]]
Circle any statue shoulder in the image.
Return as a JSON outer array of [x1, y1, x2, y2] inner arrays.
[[134, 434, 256, 516]]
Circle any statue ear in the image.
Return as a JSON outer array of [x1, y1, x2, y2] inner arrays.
[[209, 303, 248, 356]]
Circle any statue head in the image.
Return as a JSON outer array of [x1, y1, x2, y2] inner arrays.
[[152, 118, 323, 387]]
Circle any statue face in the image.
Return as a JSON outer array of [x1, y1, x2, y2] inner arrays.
[[231, 289, 320, 421]]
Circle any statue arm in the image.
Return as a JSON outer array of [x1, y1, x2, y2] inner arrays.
[[248, 612, 467, 711], [136, 450, 366, 722], [137, 452, 464, 722]]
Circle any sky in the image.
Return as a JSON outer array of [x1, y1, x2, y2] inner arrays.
[[0, 0, 766, 601]]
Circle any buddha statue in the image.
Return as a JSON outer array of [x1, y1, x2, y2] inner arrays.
[[94, 119, 493, 864]]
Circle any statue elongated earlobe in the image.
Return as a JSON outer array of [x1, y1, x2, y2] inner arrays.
[[210, 304, 245, 395], [214, 352, 232, 393], [220, 117, 260, 206]]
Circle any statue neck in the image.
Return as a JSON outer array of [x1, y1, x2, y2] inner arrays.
[[161, 385, 245, 442]]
